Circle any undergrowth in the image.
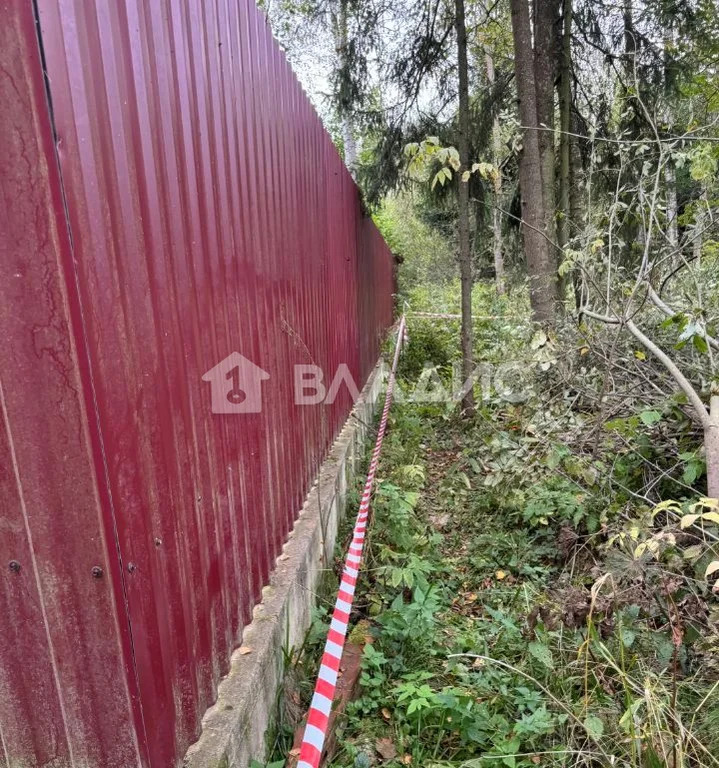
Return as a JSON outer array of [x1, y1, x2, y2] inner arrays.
[[267, 282, 719, 768], [328, 399, 719, 767]]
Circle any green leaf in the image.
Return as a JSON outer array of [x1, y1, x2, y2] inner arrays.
[[432, 167, 452, 188], [584, 715, 605, 740], [527, 641, 554, 669], [683, 544, 703, 560], [583, 467, 597, 486], [530, 330, 548, 350], [558, 258, 574, 277], [652, 498, 682, 516], [405, 491, 419, 508], [619, 699, 642, 733], [682, 459, 703, 485], [693, 334, 709, 355], [639, 410, 662, 426]]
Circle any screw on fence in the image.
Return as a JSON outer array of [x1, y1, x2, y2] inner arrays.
[[154, 537, 162, 548], [91, 566, 104, 579], [127, 562, 137, 574], [8, 560, 20, 573]]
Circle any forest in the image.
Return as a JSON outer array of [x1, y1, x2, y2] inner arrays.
[[260, 1, 719, 766]]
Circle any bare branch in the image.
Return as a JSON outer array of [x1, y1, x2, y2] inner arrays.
[[581, 307, 710, 428], [647, 287, 719, 352]]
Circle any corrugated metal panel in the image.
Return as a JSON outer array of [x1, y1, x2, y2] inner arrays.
[[0, 3, 146, 766], [1, 1, 394, 767]]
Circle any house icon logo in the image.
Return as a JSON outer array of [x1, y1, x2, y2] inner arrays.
[[202, 352, 270, 414]]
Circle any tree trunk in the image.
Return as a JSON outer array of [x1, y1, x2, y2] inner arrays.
[[534, 0, 560, 250], [557, 0, 572, 252], [706, 395, 719, 499], [665, 162, 678, 247], [557, 0, 572, 306], [455, 0, 475, 414], [334, 0, 357, 175], [510, 0, 558, 326], [569, 109, 585, 309], [663, 24, 677, 248], [694, 187, 708, 261], [623, 0, 636, 88], [485, 47, 505, 295], [343, 118, 357, 174]]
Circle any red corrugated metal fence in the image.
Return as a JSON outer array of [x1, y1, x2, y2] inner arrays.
[[0, 1, 395, 766]]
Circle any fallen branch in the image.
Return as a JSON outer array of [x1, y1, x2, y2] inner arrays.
[[581, 306, 719, 498]]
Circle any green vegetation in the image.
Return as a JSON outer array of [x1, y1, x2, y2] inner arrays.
[[261, 2, 719, 765], [258, 283, 719, 768], [373, 195, 456, 297], [327, 292, 719, 768]]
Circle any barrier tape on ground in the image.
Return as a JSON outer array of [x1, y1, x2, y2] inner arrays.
[[296, 315, 407, 768]]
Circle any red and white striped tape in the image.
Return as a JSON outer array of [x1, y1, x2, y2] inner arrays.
[[296, 315, 406, 768]]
